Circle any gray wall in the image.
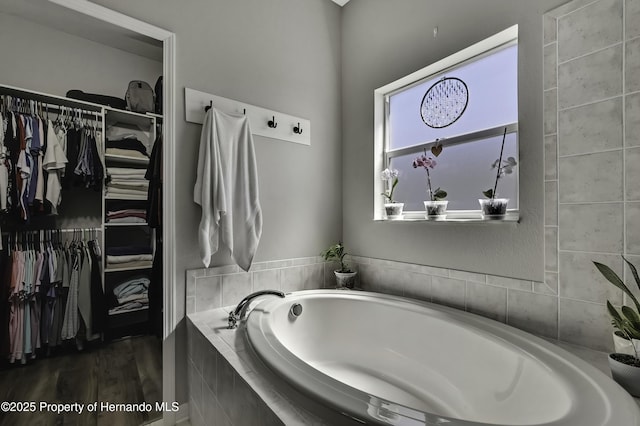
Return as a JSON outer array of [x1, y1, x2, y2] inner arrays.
[[342, 0, 570, 281], [0, 13, 161, 100], [92, 0, 343, 405]]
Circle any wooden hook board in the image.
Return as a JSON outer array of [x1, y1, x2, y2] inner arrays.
[[184, 87, 310, 146]]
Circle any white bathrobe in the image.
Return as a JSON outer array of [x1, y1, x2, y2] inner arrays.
[[194, 108, 262, 271]]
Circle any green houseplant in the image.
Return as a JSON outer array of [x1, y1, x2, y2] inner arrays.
[[321, 242, 357, 289], [412, 145, 448, 219], [480, 128, 517, 219], [593, 257, 640, 396], [381, 168, 403, 220]]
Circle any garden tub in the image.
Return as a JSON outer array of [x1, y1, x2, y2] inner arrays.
[[245, 290, 640, 425]]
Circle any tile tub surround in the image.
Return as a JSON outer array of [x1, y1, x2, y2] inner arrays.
[[186, 306, 640, 426], [186, 257, 333, 315], [186, 310, 362, 426], [543, 0, 640, 353]]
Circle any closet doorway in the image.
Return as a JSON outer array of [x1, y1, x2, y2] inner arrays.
[[0, 0, 176, 425]]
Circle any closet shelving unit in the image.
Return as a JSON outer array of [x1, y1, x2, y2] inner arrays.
[[103, 105, 159, 339], [0, 84, 160, 340]]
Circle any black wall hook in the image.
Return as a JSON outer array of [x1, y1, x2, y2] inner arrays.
[[205, 100, 213, 112], [268, 116, 278, 128], [293, 122, 303, 134]]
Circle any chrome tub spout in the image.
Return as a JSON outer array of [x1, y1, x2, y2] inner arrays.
[[228, 290, 285, 329]]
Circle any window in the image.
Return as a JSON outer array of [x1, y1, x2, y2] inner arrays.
[[374, 26, 519, 221]]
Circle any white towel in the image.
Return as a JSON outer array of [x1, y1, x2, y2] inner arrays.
[[194, 108, 262, 271]]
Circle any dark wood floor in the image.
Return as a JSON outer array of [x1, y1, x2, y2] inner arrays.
[[0, 336, 162, 426]]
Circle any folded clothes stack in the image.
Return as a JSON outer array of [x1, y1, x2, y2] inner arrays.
[[109, 275, 150, 314], [105, 137, 150, 163], [106, 245, 153, 269], [106, 208, 147, 224], [106, 166, 149, 199]]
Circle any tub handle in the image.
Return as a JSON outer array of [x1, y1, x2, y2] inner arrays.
[[289, 303, 303, 318]]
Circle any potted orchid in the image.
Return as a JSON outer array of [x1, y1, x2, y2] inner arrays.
[[381, 168, 403, 219], [321, 242, 357, 289], [413, 145, 448, 219], [593, 257, 640, 396], [481, 128, 517, 219]]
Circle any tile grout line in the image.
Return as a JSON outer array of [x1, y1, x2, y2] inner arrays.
[[622, 0, 628, 295], [558, 147, 623, 158], [555, 11, 561, 342], [558, 94, 622, 113], [557, 41, 622, 67], [554, 0, 603, 20]]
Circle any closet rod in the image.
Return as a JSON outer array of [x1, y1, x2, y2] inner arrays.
[[1, 228, 102, 235], [0, 84, 104, 112], [1, 96, 103, 118]]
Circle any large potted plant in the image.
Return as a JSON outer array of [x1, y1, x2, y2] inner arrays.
[[481, 128, 517, 219], [381, 168, 403, 220], [412, 144, 448, 220], [593, 257, 640, 396], [321, 242, 357, 289]]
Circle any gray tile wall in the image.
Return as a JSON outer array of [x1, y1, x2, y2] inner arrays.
[[543, 0, 640, 352], [186, 257, 335, 314]]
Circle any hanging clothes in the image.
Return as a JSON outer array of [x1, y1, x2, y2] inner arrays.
[[3, 229, 103, 363], [0, 96, 102, 221], [194, 108, 262, 271]]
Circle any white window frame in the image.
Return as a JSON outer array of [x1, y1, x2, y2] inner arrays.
[[373, 25, 519, 221]]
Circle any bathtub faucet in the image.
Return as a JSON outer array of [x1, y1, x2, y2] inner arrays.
[[228, 290, 285, 329]]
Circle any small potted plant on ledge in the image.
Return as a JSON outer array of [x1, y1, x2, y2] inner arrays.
[[413, 144, 448, 220], [381, 168, 403, 220], [481, 128, 517, 219], [321, 242, 357, 289], [594, 257, 640, 396]]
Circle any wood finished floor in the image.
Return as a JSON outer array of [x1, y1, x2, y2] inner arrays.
[[0, 336, 162, 426]]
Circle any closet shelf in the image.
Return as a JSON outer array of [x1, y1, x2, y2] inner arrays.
[[105, 194, 148, 201], [105, 264, 153, 273], [104, 106, 155, 129], [105, 222, 149, 227]]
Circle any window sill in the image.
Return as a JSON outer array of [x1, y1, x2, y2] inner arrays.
[[375, 211, 520, 223]]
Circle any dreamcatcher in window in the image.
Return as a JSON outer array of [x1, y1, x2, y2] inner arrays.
[[420, 77, 469, 129]]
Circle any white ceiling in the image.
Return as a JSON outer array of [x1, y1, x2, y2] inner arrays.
[[0, 0, 163, 62], [0, 0, 347, 61]]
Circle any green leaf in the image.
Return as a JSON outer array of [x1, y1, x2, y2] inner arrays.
[[594, 261, 640, 312], [623, 255, 640, 293], [482, 189, 494, 198], [622, 306, 640, 328], [433, 189, 447, 201]]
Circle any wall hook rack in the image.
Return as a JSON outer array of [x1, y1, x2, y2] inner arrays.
[[185, 88, 310, 145], [268, 116, 278, 128], [293, 122, 303, 134]]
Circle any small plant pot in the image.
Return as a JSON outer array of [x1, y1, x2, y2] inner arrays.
[[613, 332, 640, 356], [423, 200, 448, 220], [384, 203, 404, 220], [334, 270, 357, 289], [609, 353, 640, 397], [479, 198, 509, 219]]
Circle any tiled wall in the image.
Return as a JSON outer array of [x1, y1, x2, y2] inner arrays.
[[542, 0, 640, 351], [186, 257, 334, 314], [346, 256, 559, 340]]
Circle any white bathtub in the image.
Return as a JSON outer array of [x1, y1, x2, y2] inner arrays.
[[245, 290, 640, 426]]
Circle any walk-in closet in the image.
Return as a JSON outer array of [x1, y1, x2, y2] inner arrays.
[[0, 3, 164, 425]]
